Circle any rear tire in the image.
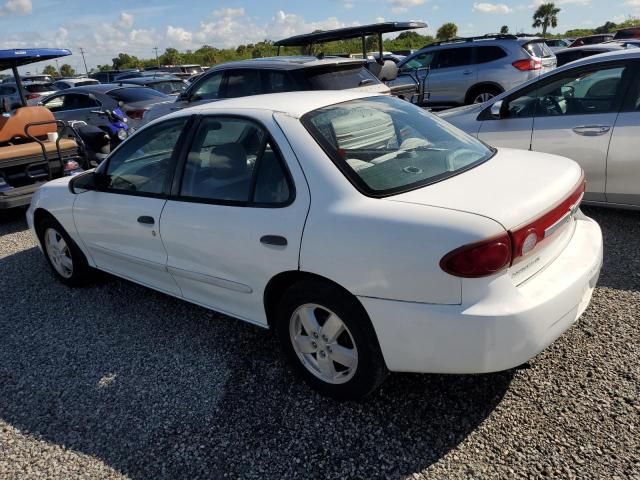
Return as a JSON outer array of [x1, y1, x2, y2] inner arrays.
[[275, 280, 388, 400], [466, 85, 502, 105], [36, 216, 94, 287]]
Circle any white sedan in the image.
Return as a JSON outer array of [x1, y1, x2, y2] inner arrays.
[[27, 91, 603, 400]]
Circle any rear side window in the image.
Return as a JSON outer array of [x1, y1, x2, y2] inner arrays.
[[108, 87, 167, 102], [475, 46, 507, 64], [261, 70, 296, 93], [180, 117, 292, 205], [223, 70, 261, 98], [151, 80, 186, 94], [0, 85, 17, 95], [433, 47, 473, 69], [523, 41, 554, 58], [300, 66, 380, 90]]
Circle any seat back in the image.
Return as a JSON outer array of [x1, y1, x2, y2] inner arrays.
[[0, 106, 56, 144]]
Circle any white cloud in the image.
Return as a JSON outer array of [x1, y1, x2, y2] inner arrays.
[[118, 12, 134, 29], [212, 7, 245, 17], [0, 0, 32, 15], [532, 0, 590, 5], [473, 2, 513, 13], [390, 0, 426, 14], [344, 2, 355, 9], [166, 26, 193, 49]]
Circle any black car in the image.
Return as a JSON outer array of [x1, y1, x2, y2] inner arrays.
[[141, 56, 391, 125], [39, 84, 172, 129], [115, 76, 188, 96]]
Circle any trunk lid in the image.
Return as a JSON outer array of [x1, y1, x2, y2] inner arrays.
[[387, 148, 584, 284]]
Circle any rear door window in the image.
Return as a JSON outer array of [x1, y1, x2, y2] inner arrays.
[[433, 48, 473, 69], [299, 66, 380, 89], [222, 70, 261, 98], [261, 70, 296, 93]]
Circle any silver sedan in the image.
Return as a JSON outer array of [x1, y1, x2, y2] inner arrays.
[[439, 49, 640, 209]]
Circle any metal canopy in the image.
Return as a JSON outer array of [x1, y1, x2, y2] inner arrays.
[[0, 48, 71, 71], [274, 22, 428, 47]]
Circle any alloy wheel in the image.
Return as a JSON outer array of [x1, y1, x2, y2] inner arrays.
[[44, 228, 73, 279], [474, 92, 495, 103], [289, 303, 358, 384]]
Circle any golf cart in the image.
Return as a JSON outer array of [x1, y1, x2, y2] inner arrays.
[[274, 22, 429, 103], [0, 49, 84, 209]]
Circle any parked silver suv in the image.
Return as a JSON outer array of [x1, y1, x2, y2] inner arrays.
[[389, 34, 556, 107]]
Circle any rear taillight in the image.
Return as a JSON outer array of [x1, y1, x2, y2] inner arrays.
[[509, 173, 585, 263], [440, 233, 512, 278], [512, 59, 542, 71], [441, 172, 586, 278], [126, 109, 147, 120], [26, 93, 41, 100]]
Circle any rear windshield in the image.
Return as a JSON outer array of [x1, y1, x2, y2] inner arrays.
[[614, 29, 640, 39], [107, 87, 168, 102], [149, 80, 187, 94], [523, 41, 554, 58], [302, 96, 493, 196], [24, 83, 57, 93], [299, 66, 381, 90]]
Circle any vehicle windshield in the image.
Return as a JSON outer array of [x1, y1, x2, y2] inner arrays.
[[299, 65, 381, 90], [302, 96, 493, 196], [107, 87, 168, 103]]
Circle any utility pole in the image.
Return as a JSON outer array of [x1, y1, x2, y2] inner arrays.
[[55, 59, 60, 76], [79, 47, 89, 76], [153, 46, 160, 67]]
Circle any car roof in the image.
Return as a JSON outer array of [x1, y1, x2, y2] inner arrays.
[[555, 44, 625, 54], [120, 76, 182, 85], [51, 84, 142, 95], [170, 90, 379, 119], [561, 47, 640, 66], [209, 56, 366, 71]]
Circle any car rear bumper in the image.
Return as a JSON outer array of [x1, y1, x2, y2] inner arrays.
[[360, 213, 603, 374]]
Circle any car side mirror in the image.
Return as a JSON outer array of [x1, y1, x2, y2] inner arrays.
[[68, 171, 107, 194], [490, 100, 504, 118]]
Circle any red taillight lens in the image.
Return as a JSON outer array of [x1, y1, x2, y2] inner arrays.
[[510, 173, 585, 263], [512, 59, 542, 71], [440, 233, 512, 278], [26, 93, 41, 100], [126, 109, 147, 120], [441, 172, 586, 278]]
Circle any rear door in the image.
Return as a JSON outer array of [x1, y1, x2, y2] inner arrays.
[[529, 61, 632, 202], [42, 93, 102, 124], [427, 47, 475, 106], [160, 112, 310, 325], [604, 60, 640, 206]]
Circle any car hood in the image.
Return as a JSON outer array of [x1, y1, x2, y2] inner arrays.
[[386, 147, 583, 230]]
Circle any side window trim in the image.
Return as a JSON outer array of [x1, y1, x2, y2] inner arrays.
[[97, 116, 192, 199], [170, 114, 295, 208]]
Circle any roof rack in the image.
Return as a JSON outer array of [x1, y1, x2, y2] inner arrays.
[[424, 33, 543, 48]]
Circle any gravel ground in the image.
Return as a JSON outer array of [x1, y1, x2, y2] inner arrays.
[[0, 206, 638, 480]]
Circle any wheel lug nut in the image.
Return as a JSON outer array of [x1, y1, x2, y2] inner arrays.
[[312, 332, 319, 339], [319, 351, 326, 358], [311, 341, 317, 349], [327, 346, 332, 353], [322, 335, 328, 342]]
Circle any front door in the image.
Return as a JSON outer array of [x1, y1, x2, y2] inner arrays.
[[42, 93, 103, 124], [73, 116, 189, 295], [529, 63, 631, 202], [160, 113, 310, 325]]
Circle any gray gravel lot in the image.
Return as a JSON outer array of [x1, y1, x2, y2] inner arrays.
[[0, 206, 638, 480]]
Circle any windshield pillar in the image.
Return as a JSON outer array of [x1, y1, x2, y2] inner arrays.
[[12, 65, 27, 106]]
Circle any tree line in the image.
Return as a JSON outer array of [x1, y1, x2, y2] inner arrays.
[[36, 9, 639, 76]]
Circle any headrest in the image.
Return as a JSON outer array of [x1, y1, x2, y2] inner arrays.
[[208, 143, 247, 179]]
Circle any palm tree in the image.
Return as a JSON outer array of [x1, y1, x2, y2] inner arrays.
[[532, 3, 561, 38]]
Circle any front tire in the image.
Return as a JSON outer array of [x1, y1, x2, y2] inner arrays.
[[276, 280, 388, 400], [467, 85, 502, 105], [37, 216, 94, 287]]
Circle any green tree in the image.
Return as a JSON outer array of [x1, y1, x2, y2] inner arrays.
[[436, 22, 458, 40], [59, 64, 75, 77], [500, 25, 509, 34], [159, 48, 181, 65], [532, 3, 561, 38], [594, 21, 617, 34], [42, 65, 58, 78]]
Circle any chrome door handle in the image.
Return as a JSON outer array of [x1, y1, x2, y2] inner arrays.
[[137, 215, 155, 225], [572, 125, 611, 136]]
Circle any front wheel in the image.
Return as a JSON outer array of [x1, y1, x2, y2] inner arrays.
[[276, 280, 388, 400], [37, 216, 94, 287], [467, 85, 502, 105]]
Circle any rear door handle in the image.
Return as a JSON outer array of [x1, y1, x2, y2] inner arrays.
[[462, 70, 473, 75], [572, 125, 611, 136], [137, 215, 155, 225], [260, 235, 287, 247]]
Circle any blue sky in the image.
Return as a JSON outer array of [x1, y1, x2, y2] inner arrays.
[[0, 0, 637, 72]]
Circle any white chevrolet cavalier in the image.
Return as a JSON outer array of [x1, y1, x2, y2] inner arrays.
[[27, 91, 603, 399]]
